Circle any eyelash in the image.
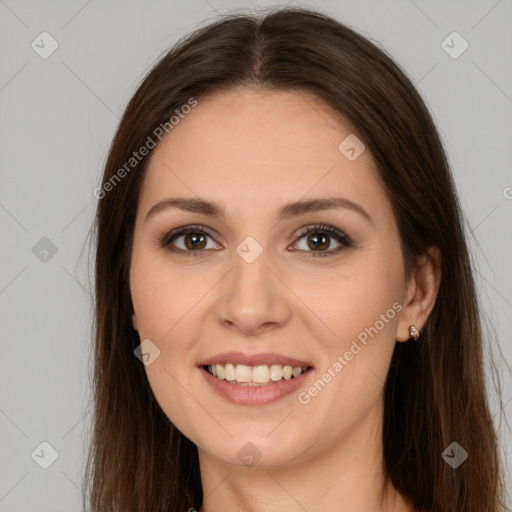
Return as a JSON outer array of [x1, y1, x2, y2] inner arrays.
[[158, 223, 353, 258]]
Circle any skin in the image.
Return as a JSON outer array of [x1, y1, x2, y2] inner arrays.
[[129, 88, 441, 512]]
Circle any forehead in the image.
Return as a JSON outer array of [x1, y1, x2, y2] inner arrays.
[[139, 88, 390, 223]]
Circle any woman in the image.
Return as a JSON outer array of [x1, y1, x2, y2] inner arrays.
[[84, 7, 510, 512]]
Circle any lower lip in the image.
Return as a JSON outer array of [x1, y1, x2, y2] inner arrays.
[[199, 366, 314, 406]]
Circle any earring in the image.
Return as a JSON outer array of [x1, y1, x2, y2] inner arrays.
[[409, 325, 420, 340]]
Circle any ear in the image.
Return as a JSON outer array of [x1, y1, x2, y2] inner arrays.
[[396, 246, 441, 342], [132, 311, 139, 332]]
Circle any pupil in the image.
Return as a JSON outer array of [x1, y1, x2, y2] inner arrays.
[[186, 233, 206, 250], [309, 233, 328, 251]]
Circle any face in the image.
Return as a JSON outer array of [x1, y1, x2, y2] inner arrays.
[[130, 88, 412, 469]]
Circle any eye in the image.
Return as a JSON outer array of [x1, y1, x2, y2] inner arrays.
[[291, 224, 352, 257], [159, 225, 221, 257], [158, 223, 353, 258]]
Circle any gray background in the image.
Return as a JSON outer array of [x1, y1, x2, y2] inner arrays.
[[1, 0, 511, 510]]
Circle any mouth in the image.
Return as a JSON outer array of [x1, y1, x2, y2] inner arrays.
[[202, 363, 314, 386], [199, 361, 315, 405]]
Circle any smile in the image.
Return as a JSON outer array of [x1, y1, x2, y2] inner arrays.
[[205, 363, 310, 385]]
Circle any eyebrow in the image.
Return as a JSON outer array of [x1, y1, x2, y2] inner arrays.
[[145, 196, 372, 224]]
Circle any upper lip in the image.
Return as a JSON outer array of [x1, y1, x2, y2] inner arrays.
[[197, 351, 314, 368]]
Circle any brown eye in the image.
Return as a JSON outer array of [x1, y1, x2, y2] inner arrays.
[[160, 226, 221, 256], [182, 232, 207, 250], [305, 232, 330, 251], [292, 224, 352, 257]]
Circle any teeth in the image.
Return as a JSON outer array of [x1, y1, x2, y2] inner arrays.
[[235, 364, 253, 383], [292, 366, 303, 378], [252, 365, 270, 383], [207, 363, 308, 384], [224, 363, 236, 381], [283, 365, 293, 380], [270, 364, 283, 381]]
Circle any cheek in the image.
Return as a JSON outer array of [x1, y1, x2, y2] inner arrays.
[[300, 252, 403, 346], [130, 246, 204, 341], [130, 254, 207, 434], [297, 250, 403, 405]]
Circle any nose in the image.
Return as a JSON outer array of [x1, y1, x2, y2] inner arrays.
[[216, 247, 292, 336]]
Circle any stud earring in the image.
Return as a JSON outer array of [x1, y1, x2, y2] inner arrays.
[[409, 325, 420, 340]]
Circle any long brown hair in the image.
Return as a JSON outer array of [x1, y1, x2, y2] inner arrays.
[[83, 7, 511, 511]]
